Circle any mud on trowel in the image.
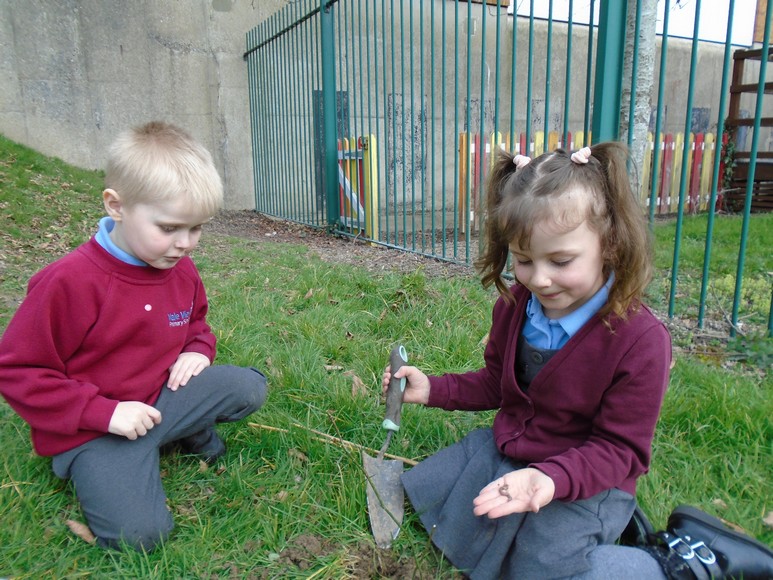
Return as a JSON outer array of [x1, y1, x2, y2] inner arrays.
[[362, 345, 408, 549]]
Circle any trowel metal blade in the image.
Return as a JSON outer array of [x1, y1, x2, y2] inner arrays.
[[362, 451, 404, 549]]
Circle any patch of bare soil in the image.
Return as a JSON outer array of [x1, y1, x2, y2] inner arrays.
[[207, 210, 476, 280], [261, 533, 424, 579]]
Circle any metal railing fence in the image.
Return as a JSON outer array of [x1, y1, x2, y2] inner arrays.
[[245, 0, 772, 337]]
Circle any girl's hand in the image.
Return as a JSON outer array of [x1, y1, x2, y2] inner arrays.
[[382, 364, 431, 405], [167, 352, 210, 391], [108, 401, 162, 440], [472, 468, 555, 518]]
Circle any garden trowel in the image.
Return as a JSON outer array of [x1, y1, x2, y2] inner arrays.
[[362, 345, 408, 549]]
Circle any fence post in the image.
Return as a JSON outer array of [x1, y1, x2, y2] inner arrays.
[[320, 0, 340, 228], [591, 2, 627, 142]]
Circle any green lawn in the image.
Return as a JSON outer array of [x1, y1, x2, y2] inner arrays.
[[0, 135, 770, 578], [651, 211, 773, 339]]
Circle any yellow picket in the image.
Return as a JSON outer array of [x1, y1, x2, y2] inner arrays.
[[361, 134, 379, 241], [490, 132, 504, 169], [547, 131, 559, 152], [670, 133, 684, 213], [458, 133, 471, 234], [534, 131, 545, 156], [640, 132, 654, 207], [699, 133, 716, 211]]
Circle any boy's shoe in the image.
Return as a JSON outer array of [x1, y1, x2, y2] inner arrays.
[[666, 504, 773, 580], [178, 428, 226, 464]]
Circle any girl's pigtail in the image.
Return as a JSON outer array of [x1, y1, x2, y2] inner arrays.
[[476, 150, 530, 297], [591, 142, 653, 319]]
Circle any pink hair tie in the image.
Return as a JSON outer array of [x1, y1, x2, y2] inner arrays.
[[513, 154, 531, 169], [571, 147, 592, 164]]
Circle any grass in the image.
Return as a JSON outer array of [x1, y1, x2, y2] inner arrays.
[[650, 211, 773, 337], [0, 134, 770, 577]]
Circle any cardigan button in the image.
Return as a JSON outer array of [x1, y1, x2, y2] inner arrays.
[[531, 352, 544, 363]]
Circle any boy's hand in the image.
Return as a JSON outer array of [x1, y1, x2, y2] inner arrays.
[[108, 402, 162, 440], [472, 468, 555, 518], [167, 352, 210, 391], [382, 364, 431, 405]]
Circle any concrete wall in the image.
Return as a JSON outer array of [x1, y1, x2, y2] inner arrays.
[[0, 0, 287, 209]]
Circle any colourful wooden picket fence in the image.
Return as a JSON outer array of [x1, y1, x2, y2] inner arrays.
[[458, 130, 720, 232], [645, 131, 718, 215], [337, 135, 379, 239]]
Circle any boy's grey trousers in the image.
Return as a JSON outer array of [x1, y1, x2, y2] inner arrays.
[[52, 365, 267, 551]]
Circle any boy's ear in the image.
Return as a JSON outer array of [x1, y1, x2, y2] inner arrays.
[[103, 189, 123, 220]]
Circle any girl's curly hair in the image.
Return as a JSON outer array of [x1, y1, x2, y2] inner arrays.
[[475, 142, 653, 321]]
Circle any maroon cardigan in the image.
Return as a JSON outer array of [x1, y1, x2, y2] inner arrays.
[[427, 284, 672, 502]]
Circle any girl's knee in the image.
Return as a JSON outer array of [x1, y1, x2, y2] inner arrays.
[[96, 510, 174, 552]]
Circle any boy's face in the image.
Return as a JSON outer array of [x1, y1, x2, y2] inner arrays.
[[509, 215, 605, 320], [104, 190, 213, 269]]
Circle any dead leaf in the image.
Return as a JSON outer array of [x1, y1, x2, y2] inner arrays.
[[177, 503, 197, 517], [324, 364, 344, 371], [66, 519, 96, 544], [711, 498, 728, 511], [276, 490, 289, 502], [425, 318, 433, 327], [304, 288, 313, 299], [288, 448, 308, 463], [719, 517, 747, 534], [347, 372, 368, 397], [198, 459, 209, 472], [763, 511, 773, 530]]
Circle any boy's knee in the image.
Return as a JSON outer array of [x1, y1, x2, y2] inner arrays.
[[247, 367, 267, 405], [230, 366, 268, 413]]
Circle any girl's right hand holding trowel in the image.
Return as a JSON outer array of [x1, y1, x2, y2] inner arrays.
[[382, 365, 430, 405]]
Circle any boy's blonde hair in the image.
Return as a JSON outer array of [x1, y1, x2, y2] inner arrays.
[[105, 121, 223, 215], [476, 142, 653, 322]]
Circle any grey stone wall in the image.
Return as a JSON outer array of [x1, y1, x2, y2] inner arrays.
[[0, 0, 286, 209]]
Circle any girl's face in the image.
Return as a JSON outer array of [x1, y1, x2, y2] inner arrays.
[[104, 190, 213, 270], [509, 215, 606, 319]]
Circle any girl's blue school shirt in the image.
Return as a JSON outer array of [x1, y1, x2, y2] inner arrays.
[[522, 275, 614, 349], [95, 216, 147, 266]]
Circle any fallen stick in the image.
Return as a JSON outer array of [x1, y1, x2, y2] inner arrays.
[[248, 422, 418, 466]]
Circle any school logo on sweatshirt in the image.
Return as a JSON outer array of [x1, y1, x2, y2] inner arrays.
[[167, 306, 193, 327]]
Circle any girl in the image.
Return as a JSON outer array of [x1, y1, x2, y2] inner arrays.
[[384, 143, 673, 578]]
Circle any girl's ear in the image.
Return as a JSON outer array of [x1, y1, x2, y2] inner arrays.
[[103, 189, 123, 220]]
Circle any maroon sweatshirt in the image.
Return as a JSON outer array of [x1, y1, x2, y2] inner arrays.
[[0, 238, 216, 456], [428, 284, 671, 502]]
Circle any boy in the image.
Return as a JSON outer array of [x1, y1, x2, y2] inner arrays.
[[0, 121, 267, 551]]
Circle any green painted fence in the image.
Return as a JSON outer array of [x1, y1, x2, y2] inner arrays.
[[245, 0, 772, 338]]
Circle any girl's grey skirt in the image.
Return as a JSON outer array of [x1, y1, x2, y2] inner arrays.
[[401, 428, 636, 580]]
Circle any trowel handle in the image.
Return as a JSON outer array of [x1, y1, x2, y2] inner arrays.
[[383, 345, 408, 432]]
